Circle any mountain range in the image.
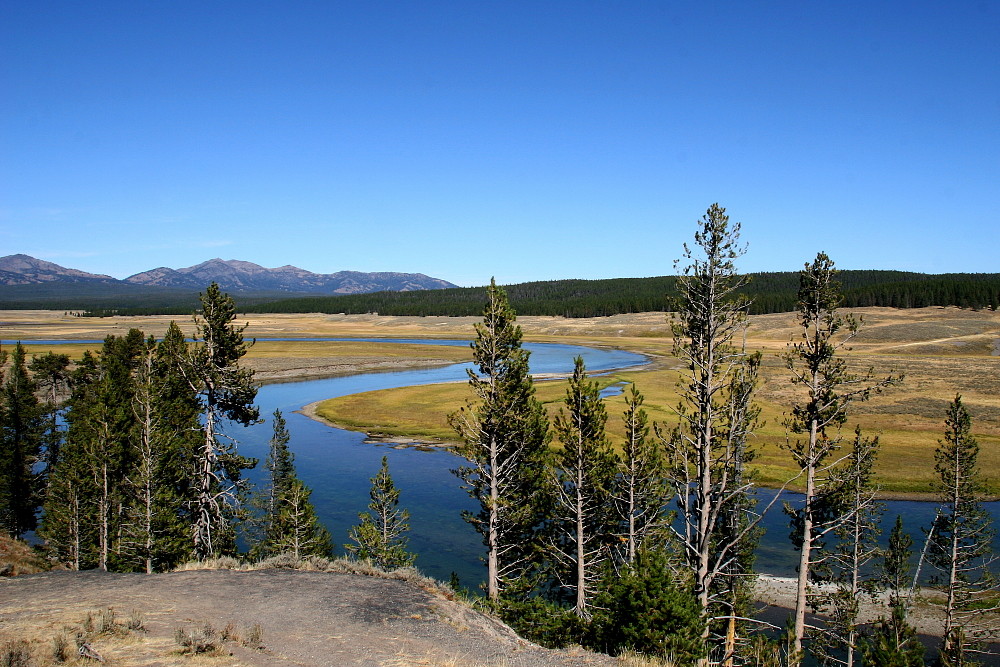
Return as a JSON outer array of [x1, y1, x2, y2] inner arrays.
[[0, 254, 456, 295]]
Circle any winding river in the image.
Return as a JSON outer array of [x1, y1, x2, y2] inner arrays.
[[236, 340, 645, 587], [235, 338, 1000, 589], [15, 335, 996, 589]]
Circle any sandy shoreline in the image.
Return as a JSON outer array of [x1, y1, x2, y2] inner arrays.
[[247, 356, 458, 384], [754, 575, 945, 636]]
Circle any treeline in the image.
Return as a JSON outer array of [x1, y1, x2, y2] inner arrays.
[[445, 208, 998, 666], [245, 270, 1000, 318], [66, 271, 1000, 318], [0, 283, 411, 575]]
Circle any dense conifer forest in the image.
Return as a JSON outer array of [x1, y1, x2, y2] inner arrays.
[[67, 270, 1000, 318]]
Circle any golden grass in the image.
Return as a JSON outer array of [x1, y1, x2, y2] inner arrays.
[[313, 307, 1000, 496], [0, 534, 53, 576], [248, 340, 470, 362], [6, 307, 1000, 494]]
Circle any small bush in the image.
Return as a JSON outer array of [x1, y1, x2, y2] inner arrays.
[[125, 609, 145, 632], [174, 556, 243, 571], [1, 641, 33, 667], [174, 625, 222, 655], [51, 633, 71, 663], [97, 607, 121, 636], [241, 623, 264, 650], [616, 650, 678, 667], [256, 553, 300, 569], [220, 622, 237, 642], [495, 597, 588, 649], [588, 551, 704, 663]]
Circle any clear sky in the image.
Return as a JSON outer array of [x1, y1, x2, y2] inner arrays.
[[2, 2, 997, 287]]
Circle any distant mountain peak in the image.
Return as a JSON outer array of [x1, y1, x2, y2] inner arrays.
[[0, 254, 456, 295], [0, 254, 116, 284]]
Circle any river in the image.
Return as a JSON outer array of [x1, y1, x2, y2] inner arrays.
[[18, 336, 997, 589], [229, 338, 1000, 590], [235, 340, 645, 586]]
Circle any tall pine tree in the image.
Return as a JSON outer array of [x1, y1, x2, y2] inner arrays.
[[612, 384, 668, 567], [450, 278, 550, 600], [927, 395, 998, 664], [182, 283, 260, 559], [549, 356, 617, 619], [1, 343, 44, 537], [253, 410, 330, 559], [662, 204, 764, 661], [783, 252, 897, 663], [28, 351, 70, 471]]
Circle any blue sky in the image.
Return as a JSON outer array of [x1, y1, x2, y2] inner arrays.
[[2, 2, 997, 287]]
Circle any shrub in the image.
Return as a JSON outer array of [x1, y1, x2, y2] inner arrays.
[[125, 609, 145, 632], [97, 608, 121, 636], [494, 597, 588, 648], [51, 633, 71, 663], [241, 623, 264, 650], [1, 641, 32, 667], [588, 551, 704, 663], [174, 624, 222, 655]]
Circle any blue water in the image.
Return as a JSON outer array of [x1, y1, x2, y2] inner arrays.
[[231, 341, 646, 586], [21, 335, 997, 591]]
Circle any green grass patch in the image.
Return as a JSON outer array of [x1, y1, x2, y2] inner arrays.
[[314, 363, 1000, 495]]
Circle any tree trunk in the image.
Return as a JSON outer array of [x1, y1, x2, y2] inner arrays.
[[99, 461, 109, 571], [792, 420, 818, 664], [575, 458, 587, 617], [487, 435, 499, 599]]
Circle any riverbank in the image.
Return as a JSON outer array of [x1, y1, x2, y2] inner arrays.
[[249, 356, 459, 384], [754, 575, 946, 637], [298, 398, 457, 448]]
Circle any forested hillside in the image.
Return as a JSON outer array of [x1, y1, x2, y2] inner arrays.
[[18, 271, 994, 318], [237, 270, 1000, 318]]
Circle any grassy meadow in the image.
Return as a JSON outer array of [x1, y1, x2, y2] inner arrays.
[[4, 307, 999, 495], [314, 307, 1000, 497]]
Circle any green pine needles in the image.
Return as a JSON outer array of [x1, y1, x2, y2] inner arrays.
[[254, 410, 332, 560], [346, 456, 415, 571]]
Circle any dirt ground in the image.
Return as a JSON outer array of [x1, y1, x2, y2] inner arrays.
[[0, 568, 617, 667]]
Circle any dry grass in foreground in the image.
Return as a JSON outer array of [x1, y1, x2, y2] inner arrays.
[[1, 553, 622, 667]]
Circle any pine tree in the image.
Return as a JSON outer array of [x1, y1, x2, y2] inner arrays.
[[28, 351, 70, 470], [150, 321, 202, 568], [783, 252, 898, 663], [927, 395, 997, 664], [858, 515, 924, 666], [40, 351, 100, 569], [121, 335, 197, 573], [662, 204, 765, 660], [265, 410, 295, 511], [549, 356, 617, 618], [612, 384, 668, 567], [449, 278, 549, 600], [811, 428, 884, 667], [77, 333, 142, 570], [347, 456, 414, 570], [0, 343, 44, 537], [271, 479, 332, 559], [183, 283, 260, 559], [253, 410, 330, 558]]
